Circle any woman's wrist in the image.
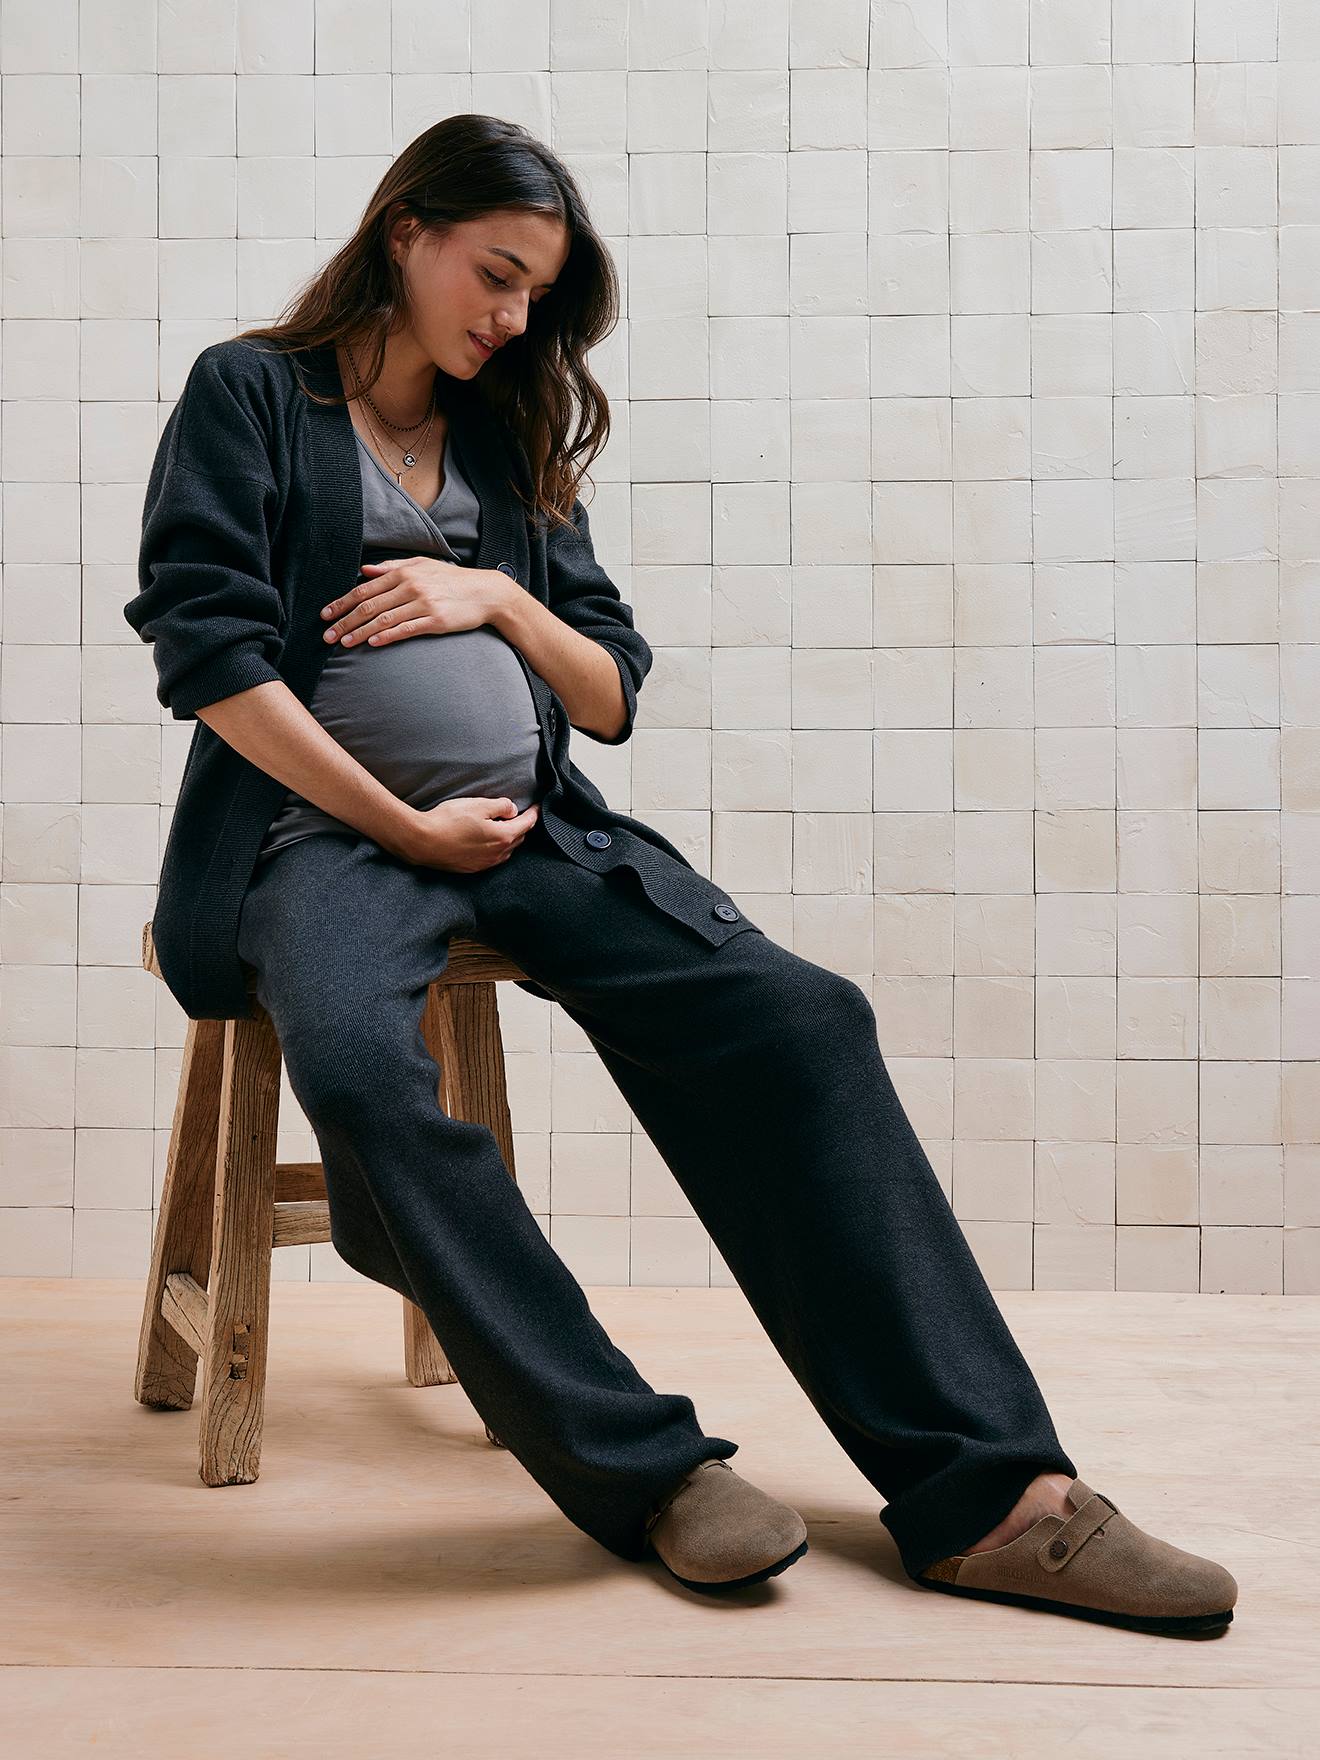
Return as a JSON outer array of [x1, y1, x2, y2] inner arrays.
[[482, 569, 520, 633], [374, 803, 426, 864]]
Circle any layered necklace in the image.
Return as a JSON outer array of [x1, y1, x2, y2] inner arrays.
[[345, 342, 441, 487]]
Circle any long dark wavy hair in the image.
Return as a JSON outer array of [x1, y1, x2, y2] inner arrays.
[[232, 113, 619, 532]]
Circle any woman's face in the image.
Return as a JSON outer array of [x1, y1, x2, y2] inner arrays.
[[390, 209, 571, 377]]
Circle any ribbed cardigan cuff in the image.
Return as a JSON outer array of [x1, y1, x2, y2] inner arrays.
[[168, 644, 285, 721]]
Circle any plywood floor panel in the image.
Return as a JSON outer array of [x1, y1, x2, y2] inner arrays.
[[1, 1280, 1312, 1757]]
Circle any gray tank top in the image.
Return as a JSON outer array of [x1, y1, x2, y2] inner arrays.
[[256, 423, 547, 862]]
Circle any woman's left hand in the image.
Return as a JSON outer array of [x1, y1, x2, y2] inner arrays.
[[320, 557, 506, 647]]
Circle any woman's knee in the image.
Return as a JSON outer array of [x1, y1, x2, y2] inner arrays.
[[771, 957, 876, 1035], [733, 957, 876, 1079]]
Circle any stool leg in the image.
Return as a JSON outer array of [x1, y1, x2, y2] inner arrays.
[[402, 1296, 459, 1388], [197, 1011, 281, 1487], [436, 982, 519, 1179], [135, 1018, 225, 1410]]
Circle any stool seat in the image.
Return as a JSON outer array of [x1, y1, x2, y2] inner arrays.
[[134, 919, 531, 1487]]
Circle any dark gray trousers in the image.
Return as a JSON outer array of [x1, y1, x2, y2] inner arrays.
[[236, 819, 1076, 1581]]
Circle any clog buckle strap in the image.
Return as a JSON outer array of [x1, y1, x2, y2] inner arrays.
[[1036, 1489, 1120, 1574]]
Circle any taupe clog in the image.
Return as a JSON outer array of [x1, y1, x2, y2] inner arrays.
[[645, 1459, 809, 1593], [911, 1475, 1238, 1635]]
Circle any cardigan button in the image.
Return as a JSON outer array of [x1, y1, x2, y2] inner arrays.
[[496, 561, 517, 578], [714, 903, 740, 922], [585, 829, 611, 849]]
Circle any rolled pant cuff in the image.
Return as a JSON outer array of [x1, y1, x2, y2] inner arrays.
[[880, 1452, 1079, 1582]]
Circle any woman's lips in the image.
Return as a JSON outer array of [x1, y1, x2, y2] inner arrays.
[[468, 331, 495, 357]]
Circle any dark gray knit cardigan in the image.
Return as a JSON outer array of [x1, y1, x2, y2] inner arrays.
[[126, 339, 753, 1021]]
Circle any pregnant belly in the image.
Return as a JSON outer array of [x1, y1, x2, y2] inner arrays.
[[308, 625, 546, 811]]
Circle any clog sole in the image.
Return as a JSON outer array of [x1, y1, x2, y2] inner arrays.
[[652, 1536, 809, 1593]]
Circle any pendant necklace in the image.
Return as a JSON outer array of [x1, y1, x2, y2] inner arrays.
[[346, 343, 439, 482], [361, 397, 436, 485]]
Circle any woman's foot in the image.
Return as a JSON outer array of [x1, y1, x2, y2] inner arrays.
[[914, 1476, 1238, 1634], [964, 1472, 1074, 1554], [645, 1460, 808, 1592]]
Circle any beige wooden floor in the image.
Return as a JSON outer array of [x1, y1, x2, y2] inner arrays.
[[1, 1279, 1313, 1758]]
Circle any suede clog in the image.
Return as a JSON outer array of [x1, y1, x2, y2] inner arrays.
[[645, 1459, 809, 1593], [911, 1475, 1238, 1636]]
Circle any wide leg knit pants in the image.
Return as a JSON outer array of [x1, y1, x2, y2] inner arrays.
[[236, 818, 1077, 1582]]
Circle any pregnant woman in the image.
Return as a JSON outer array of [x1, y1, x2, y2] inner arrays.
[[126, 114, 1236, 1636]]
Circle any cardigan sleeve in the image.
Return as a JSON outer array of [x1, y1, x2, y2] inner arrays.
[[543, 495, 653, 746], [125, 347, 287, 722]]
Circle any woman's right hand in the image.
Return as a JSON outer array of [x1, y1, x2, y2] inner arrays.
[[399, 797, 541, 871]]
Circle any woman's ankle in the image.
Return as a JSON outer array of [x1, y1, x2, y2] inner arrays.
[[964, 1472, 1074, 1555]]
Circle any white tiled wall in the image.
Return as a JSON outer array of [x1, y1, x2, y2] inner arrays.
[[1, 1, 1317, 1294]]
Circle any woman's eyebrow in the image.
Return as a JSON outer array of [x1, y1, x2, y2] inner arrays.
[[485, 246, 556, 289]]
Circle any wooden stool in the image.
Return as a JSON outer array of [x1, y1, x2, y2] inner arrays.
[[134, 920, 531, 1487]]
